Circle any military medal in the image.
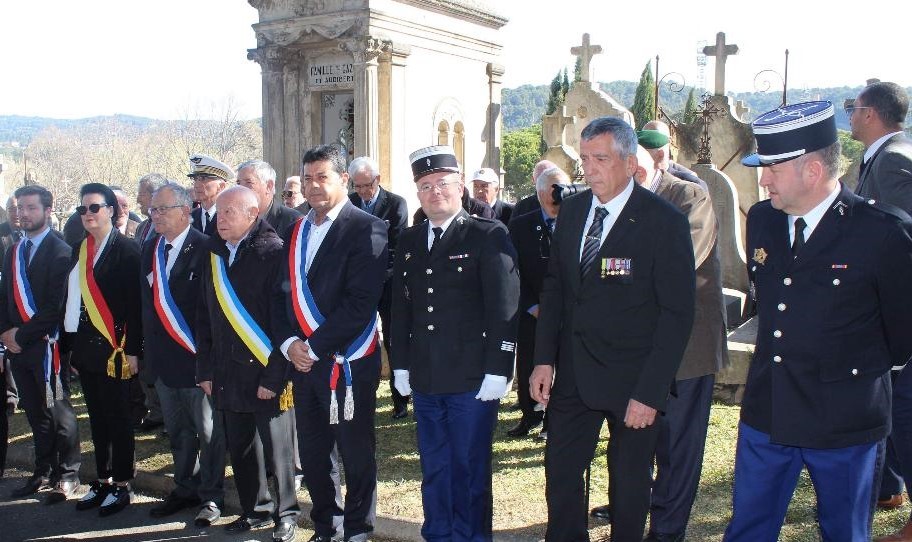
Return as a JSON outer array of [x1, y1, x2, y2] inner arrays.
[[600, 257, 631, 278], [752, 248, 768, 265]]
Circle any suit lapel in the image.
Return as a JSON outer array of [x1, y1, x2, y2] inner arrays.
[[168, 229, 201, 284], [372, 187, 389, 218], [429, 209, 469, 261], [561, 192, 591, 293], [25, 233, 52, 279], [791, 187, 854, 267], [306, 202, 349, 281], [857, 133, 901, 193]]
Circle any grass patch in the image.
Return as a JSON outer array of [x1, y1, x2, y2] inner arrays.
[[8, 381, 910, 539]]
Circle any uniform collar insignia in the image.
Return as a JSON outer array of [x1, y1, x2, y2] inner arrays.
[[832, 200, 847, 216], [753, 247, 768, 265]]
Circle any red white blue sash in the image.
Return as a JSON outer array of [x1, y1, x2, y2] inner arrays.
[[151, 237, 196, 354], [10, 239, 62, 406], [288, 217, 379, 423]]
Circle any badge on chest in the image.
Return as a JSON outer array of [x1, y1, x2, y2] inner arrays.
[[601, 257, 632, 279]]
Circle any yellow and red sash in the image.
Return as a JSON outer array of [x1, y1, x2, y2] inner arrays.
[[11, 239, 62, 405], [79, 235, 129, 379], [288, 217, 379, 423]]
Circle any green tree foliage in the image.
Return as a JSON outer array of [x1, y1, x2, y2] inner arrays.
[[837, 129, 864, 168], [631, 61, 656, 129], [545, 71, 563, 115], [502, 124, 542, 200], [573, 57, 582, 82], [562, 68, 570, 96], [682, 88, 698, 124]]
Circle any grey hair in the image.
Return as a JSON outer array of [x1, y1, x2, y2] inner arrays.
[[236, 159, 277, 184], [535, 166, 570, 191], [138, 173, 169, 192], [348, 156, 380, 179], [580, 116, 638, 158], [154, 182, 194, 208]]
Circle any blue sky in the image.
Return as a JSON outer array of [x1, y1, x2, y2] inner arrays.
[[0, 0, 901, 120]]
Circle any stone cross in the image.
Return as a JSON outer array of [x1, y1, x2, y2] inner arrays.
[[571, 33, 602, 84], [542, 107, 574, 147], [702, 32, 739, 95]]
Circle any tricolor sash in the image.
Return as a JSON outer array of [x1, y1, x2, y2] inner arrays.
[[288, 217, 379, 423], [152, 237, 196, 354], [11, 239, 62, 405], [79, 235, 129, 379]]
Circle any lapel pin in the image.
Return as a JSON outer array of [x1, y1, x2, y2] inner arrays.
[[405, 252, 411, 261], [752, 248, 768, 265]]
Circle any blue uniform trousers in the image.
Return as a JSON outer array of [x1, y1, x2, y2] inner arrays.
[[413, 390, 499, 542], [724, 422, 877, 542]]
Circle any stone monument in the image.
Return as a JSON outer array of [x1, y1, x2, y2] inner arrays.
[[246, 0, 507, 211]]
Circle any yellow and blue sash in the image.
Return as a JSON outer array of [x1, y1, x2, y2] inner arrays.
[[210, 252, 272, 366], [288, 218, 379, 423]]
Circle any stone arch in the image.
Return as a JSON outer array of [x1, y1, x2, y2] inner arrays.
[[432, 97, 465, 157], [437, 120, 450, 145]]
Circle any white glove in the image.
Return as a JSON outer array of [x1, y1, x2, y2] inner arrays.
[[393, 369, 412, 397], [475, 374, 509, 401]]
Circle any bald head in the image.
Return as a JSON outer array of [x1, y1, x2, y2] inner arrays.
[[532, 160, 559, 183], [643, 120, 671, 136], [634, 145, 659, 187], [216, 185, 260, 244]]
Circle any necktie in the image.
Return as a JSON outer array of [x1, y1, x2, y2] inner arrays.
[[580, 207, 608, 277], [201, 211, 209, 231], [24, 239, 33, 266], [13, 230, 23, 242], [164, 243, 173, 277], [791, 218, 806, 258], [545, 217, 555, 232], [430, 227, 443, 254]]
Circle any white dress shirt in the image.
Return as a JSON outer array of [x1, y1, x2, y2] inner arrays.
[[579, 179, 635, 261]]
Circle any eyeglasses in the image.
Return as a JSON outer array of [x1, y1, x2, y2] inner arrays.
[[281, 190, 298, 198], [845, 105, 872, 116], [149, 204, 184, 215], [192, 175, 221, 182], [353, 180, 378, 190], [76, 203, 110, 215], [417, 180, 459, 194]]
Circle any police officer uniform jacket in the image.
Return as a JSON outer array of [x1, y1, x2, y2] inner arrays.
[[391, 209, 520, 395], [741, 184, 912, 449], [140, 227, 208, 389], [196, 218, 288, 413]]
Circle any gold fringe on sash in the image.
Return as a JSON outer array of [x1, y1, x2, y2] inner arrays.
[[279, 382, 294, 411], [105, 334, 129, 379]]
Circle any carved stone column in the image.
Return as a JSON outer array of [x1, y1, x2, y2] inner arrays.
[[344, 38, 385, 160], [248, 47, 288, 179], [485, 63, 505, 174], [383, 43, 411, 192]]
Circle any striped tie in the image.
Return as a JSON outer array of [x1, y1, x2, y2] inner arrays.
[[580, 207, 608, 278]]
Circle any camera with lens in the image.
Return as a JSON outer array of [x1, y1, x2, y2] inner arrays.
[[551, 183, 585, 204]]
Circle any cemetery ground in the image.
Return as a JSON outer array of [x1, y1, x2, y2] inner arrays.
[[5, 382, 908, 541]]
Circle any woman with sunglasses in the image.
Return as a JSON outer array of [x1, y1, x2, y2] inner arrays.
[[62, 183, 142, 516]]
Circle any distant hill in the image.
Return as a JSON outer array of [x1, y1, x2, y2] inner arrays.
[[503, 83, 912, 132], [0, 114, 160, 146]]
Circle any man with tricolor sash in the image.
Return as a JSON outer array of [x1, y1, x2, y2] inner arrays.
[[273, 144, 388, 542], [0, 185, 80, 504], [196, 185, 299, 542], [140, 183, 226, 527]]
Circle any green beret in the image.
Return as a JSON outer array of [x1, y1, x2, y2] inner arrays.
[[636, 129, 670, 149]]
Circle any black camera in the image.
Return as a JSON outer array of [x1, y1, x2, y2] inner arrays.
[[551, 183, 584, 204]]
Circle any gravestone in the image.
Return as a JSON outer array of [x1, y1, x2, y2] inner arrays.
[[541, 106, 580, 179]]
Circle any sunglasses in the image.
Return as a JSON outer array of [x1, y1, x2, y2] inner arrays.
[[76, 203, 111, 215], [281, 190, 298, 198]]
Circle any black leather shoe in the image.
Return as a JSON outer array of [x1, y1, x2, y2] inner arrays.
[[76, 480, 111, 510], [644, 531, 686, 542], [98, 485, 131, 517], [273, 521, 297, 542], [225, 514, 272, 533], [150, 494, 200, 517], [10, 473, 50, 497], [590, 504, 611, 521], [506, 415, 544, 438], [307, 534, 335, 542], [135, 419, 164, 433], [392, 405, 409, 419], [44, 479, 80, 505]]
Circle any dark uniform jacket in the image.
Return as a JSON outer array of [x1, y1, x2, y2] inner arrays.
[[0, 231, 72, 367], [64, 230, 143, 374], [741, 184, 912, 449], [191, 206, 218, 236], [855, 133, 912, 214], [653, 173, 729, 380], [491, 199, 514, 226], [272, 202, 388, 384], [391, 209, 520, 395], [196, 218, 288, 413], [511, 194, 540, 226], [534, 186, 695, 412], [140, 227, 208, 388]]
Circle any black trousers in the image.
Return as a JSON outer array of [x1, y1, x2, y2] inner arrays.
[[545, 376, 659, 542], [516, 314, 544, 425], [10, 356, 80, 482], [80, 371, 135, 482], [223, 408, 299, 523], [295, 370, 379, 539], [1, 356, 15, 475]]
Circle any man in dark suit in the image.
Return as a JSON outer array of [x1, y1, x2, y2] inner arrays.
[[273, 145, 387, 542], [471, 167, 514, 225], [530, 117, 695, 542], [511, 160, 561, 224], [237, 159, 302, 235], [0, 185, 80, 503], [347, 156, 410, 419], [391, 145, 519, 541], [507, 165, 570, 439], [134, 173, 169, 251], [636, 145, 727, 542], [196, 186, 299, 542], [187, 154, 232, 236], [723, 101, 912, 542], [140, 184, 226, 527]]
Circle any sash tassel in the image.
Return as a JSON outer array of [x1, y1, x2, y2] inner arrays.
[[105, 334, 129, 379], [278, 382, 294, 411]]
